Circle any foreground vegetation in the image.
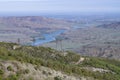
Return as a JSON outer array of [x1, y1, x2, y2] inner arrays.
[[0, 42, 120, 80]]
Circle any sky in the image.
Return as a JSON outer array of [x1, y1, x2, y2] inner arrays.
[[0, 0, 120, 15]]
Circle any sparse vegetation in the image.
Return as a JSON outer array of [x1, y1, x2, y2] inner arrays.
[[44, 25, 120, 61], [0, 42, 120, 80], [7, 74, 19, 80]]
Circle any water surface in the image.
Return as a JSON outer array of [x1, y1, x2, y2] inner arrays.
[[31, 30, 66, 46]]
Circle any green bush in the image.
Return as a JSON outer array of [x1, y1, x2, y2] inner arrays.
[[7, 74, 18, 80], [7, 66, 13, 71], [54, 76, 62, 80], [0, 69, 4, 75]]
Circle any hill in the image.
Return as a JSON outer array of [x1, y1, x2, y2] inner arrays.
[[0, 42, 120, 80], [43, 26, 120, 60], [97, 22, 120, 29], [0, 16, 72, 44]]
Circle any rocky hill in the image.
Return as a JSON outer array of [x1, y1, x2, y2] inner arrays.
[[0, 42, 120, 80]]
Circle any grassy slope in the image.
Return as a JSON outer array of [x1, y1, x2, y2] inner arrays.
[[0, 42, 120, 80]]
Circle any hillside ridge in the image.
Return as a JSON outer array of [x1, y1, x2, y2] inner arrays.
[[0, 42, 120, 80]]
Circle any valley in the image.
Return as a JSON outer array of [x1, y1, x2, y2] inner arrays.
[[0, 16, 73, 44], [0, 15, 120, 60], [0, 0, 120, 80]]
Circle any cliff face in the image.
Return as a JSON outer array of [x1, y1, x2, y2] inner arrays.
[[0, 42, 120, 80]]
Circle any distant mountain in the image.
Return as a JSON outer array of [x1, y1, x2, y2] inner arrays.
[[0, 16, 72, 30], [97, 22, 120, 29]]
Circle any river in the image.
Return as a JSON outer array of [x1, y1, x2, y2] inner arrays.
[[31, 25, 84, 46], [31, 29, 66, 46]]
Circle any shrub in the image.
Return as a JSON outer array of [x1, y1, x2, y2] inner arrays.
[[54, 76, 62, 80], [7, 74, 18, 80], [7, 66, 13, 71], [24, 69, 30, 74], [42, 70, 47, 75], [0, 69, 4, 75], [34, 65, 40, 70]]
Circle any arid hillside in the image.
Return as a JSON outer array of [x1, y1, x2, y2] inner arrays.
[[0, 16, 73, 43], [43, 22, 120, 60], [0, 42, 120, 80]]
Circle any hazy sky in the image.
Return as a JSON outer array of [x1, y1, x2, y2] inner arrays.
[[0, 0, 120, 15]]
